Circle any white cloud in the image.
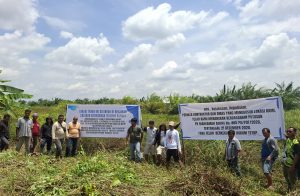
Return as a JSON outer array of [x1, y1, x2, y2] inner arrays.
[[0, 0, 38, 32], [60, 31, 74, 39], [42, 16, 86, 31], [186, 33, 300, 70], [66, 82, 88, 90], [155, 33, 186, 50], [152, 61, 192, 80], [0, 30, 50, 79], [201, 11, 229, 27], [117, 44, 153, 70], [122, 3, 209, 41], [0, 31, 50, 55], [45, 34, 113, 66], [239, 0, 300, 22], [109, 73, 122, 78], [243, 17, 300, 38]]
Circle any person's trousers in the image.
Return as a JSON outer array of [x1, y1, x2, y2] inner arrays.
[[54, 139, 64, 158], [283, 165, 297, 191], [66, 137, 79, 157], [227, 157, 241, 176], [0, 136, 9, 151], [129, 142, 141, 162], [30, 136, 39, 153], [40, 137, 52, 153], [16, 136, 31, 154]]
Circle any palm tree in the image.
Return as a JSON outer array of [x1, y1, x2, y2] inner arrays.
[[0, 70, 32, 116], [271, 82, 300, 110]]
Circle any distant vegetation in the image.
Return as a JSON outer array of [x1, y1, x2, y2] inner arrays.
[[22, 82, 300, 114]]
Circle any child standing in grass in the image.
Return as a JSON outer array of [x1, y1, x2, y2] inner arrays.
[[225, 130, 241, 176]]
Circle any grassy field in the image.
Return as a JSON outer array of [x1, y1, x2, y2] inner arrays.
[[0, 105, 300, 195]]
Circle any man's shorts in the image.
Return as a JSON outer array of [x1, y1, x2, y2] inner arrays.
[[262, 159, 274, 174], [144, 143, 155, 155], [156, 145, 166, 156]]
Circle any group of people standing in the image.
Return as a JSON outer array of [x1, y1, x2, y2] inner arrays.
[[126, 118, 183, 168], [0, 110, 299, 192], [225, 127, 300, 191], [0, 109, 82, 159]]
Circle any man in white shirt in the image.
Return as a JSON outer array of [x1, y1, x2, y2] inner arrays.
[[143, 120, 157, 163], [164, 121, 183, 169], [52, 114, 67, 159], [225, 130, 241, 176], [16, 109, 33, 155]]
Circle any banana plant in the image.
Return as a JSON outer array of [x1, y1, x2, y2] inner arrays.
[[0, 70, 32, 117]]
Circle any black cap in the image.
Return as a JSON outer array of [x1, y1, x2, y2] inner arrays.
[[131, 118, 137, 122]]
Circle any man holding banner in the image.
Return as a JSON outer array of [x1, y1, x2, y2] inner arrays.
[[126, 118, 143, 162]]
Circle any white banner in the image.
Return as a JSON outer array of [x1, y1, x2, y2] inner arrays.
[[179, 97, 285, 140], [66, 104, 141, 138]]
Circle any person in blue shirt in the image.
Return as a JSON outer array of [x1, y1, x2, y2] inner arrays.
[[261, 128, 279, 189]]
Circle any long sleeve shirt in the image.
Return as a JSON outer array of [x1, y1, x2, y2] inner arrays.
[[164, 129, 181, 152]]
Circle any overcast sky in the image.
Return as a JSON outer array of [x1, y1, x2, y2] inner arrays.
[[0, 0, 300, 100]]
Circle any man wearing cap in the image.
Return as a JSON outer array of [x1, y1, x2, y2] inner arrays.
[[30, 113, 40, 154], [126, 118, 143, 162], [165, 121, 183, 169], [16, 109, 33, 154]]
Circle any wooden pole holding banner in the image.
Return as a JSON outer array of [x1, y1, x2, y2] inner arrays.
[[176, 122, 186, 165]]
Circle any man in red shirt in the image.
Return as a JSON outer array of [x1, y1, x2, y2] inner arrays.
[[30, 113, 40, 154]]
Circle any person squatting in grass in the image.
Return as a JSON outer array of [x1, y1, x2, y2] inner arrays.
[[0, 114, 11, 151], [52, 114, 67, 159], [153, 123, 167, 166], [282, 127, 300, 191], [16, 109, 33, 155], [126, 118, 143, 162], [40, 116, 53, 154], [143, 120, 157, 163], [225, 130, 241, 176], [30, 113, 40, 154], [261, 128, 279, 189], [165, 121, 183, 169], [66, 116, 81, 157]]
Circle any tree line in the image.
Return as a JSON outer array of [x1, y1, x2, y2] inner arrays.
[[21, 82, 300, 114]]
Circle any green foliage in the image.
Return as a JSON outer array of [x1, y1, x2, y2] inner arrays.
[[215, 82, 270, 102], [0, 71, 32, 116], [1, 111, 300, 195], [140, 93, 165, 114], [119, 96, 139, 105], [165, 93, 197, 115], [271, 81, 300, 110], [21, 81, 300, 115]]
